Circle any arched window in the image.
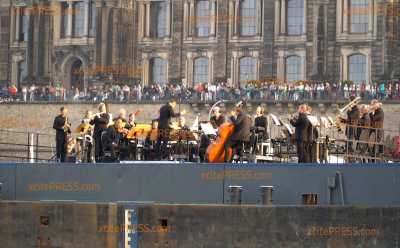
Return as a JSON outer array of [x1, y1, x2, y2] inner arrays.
[[150, 57, 167, 85], [349, 0, 369, 33], [285, 55, 302, 82], [196, 0, 211, 37], [287, 0, 304, 35], [240, 0, 257, 36], [18, 7, 29, 41], [348, 54, 366, 83], [239, 57, 257, 85], [194, 57, 209, 84]]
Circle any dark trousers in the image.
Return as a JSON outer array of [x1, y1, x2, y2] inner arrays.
[[94, 136, 103, 162], [156, 129, 170, 160], [56, 136, 67, 162], [296, 142, 310, 163], [224, 140, 244, 162]]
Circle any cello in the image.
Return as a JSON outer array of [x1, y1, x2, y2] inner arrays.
[[206, 122, 234, 163]]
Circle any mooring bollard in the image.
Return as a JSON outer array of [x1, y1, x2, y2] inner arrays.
[[259, 186, 275, 205], [228, 185, 243, 204], [302, 193, 318, 205]]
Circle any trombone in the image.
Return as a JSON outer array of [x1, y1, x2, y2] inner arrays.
[[335, 96, 361, 132]]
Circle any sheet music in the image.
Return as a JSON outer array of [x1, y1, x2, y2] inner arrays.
[[269, 114, 281, 126], [200, 123, 217, 136], [307, 115, 320, 127], [190, 115, 199, 131]]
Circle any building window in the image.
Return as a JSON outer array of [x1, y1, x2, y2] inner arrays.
[[240, 0, 257, 36], [239, 57, 257, 85], [18, 7, 29, 42], [194, 57, 209, 84], [150, 1, 168, 38], [287, 0, 304, 35], [150, 57, 167, 85], [73, 1, 85, 37], [349, 0, 369, 33], [348, 54, 366, 83], [89, 0, 97, 37], [195, 0, 211, 37], [285, 55, 301, 82]]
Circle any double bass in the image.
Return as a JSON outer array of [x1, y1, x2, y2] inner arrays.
[[206, 122, 234, 163]]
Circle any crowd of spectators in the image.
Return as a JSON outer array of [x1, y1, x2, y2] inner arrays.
[[1, 80, 400, 103]]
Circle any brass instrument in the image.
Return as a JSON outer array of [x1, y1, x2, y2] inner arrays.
[[335, 96, 361, 132], [63, 116, 71, 133]]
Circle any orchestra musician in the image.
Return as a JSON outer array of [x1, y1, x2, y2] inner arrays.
[[305, 105, 320, 163], [290, 104, 312, 163], [250, 105, 269, 153], [90, 102, 110, 162], [369, 99, 384, 156], [225, 101, 251, 162], [113, 108, 128, 124], [101, 119, 126, 162], [156, 99, 186, 159], [356, 104, 371, 156], [210, 107, 225, 129], [53, 106, 71, 162], [342, 96, 360, 154]]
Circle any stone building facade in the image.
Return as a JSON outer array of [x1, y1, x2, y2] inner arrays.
[[0, 0, 399, 89]]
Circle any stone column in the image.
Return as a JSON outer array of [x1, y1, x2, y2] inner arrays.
[[368, 0, 374, 34], [303, 0, 307, 35], [234, 0, 240, 36], [15, 7, 20, 41], [186, 52, 194, 86], [229, 0, 234, 37], [342, 0, 348, 33], [256, 0, 262, 36], [145, 2, 151, 37], [183, 1, 189, 38], [280, 0, 286, 34], [208, 53, 214, 84], [142, 54, 149, 85], [336, 0, 343, 35], [67, 1, 73, 37], [138, 2, 145, 39], [84, 0, 90, 36], [189, 0, 195, 37], [165, 1, 171, 37], [210, 0, 216, 37], [274, 0, 280, 37]]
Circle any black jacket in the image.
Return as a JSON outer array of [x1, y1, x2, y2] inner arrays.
[[254, 115, 268, 138], [90, 113, 110, 139], [370, 108, 384, 129], [290, 113, 311, 143], [230, 112, 251, 142], [346, 106, 360, 138], [53, 115, 70, 139], [158, 103, 180, 129]]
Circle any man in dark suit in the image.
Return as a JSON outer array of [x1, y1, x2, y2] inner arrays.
[[156, 100, 186, 159], [290, 104, 311, 163], [53, 106, 71, 162], [225, 101, 251, 162]]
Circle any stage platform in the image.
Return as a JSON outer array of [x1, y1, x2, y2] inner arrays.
[[0, 162, 399, 205]]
